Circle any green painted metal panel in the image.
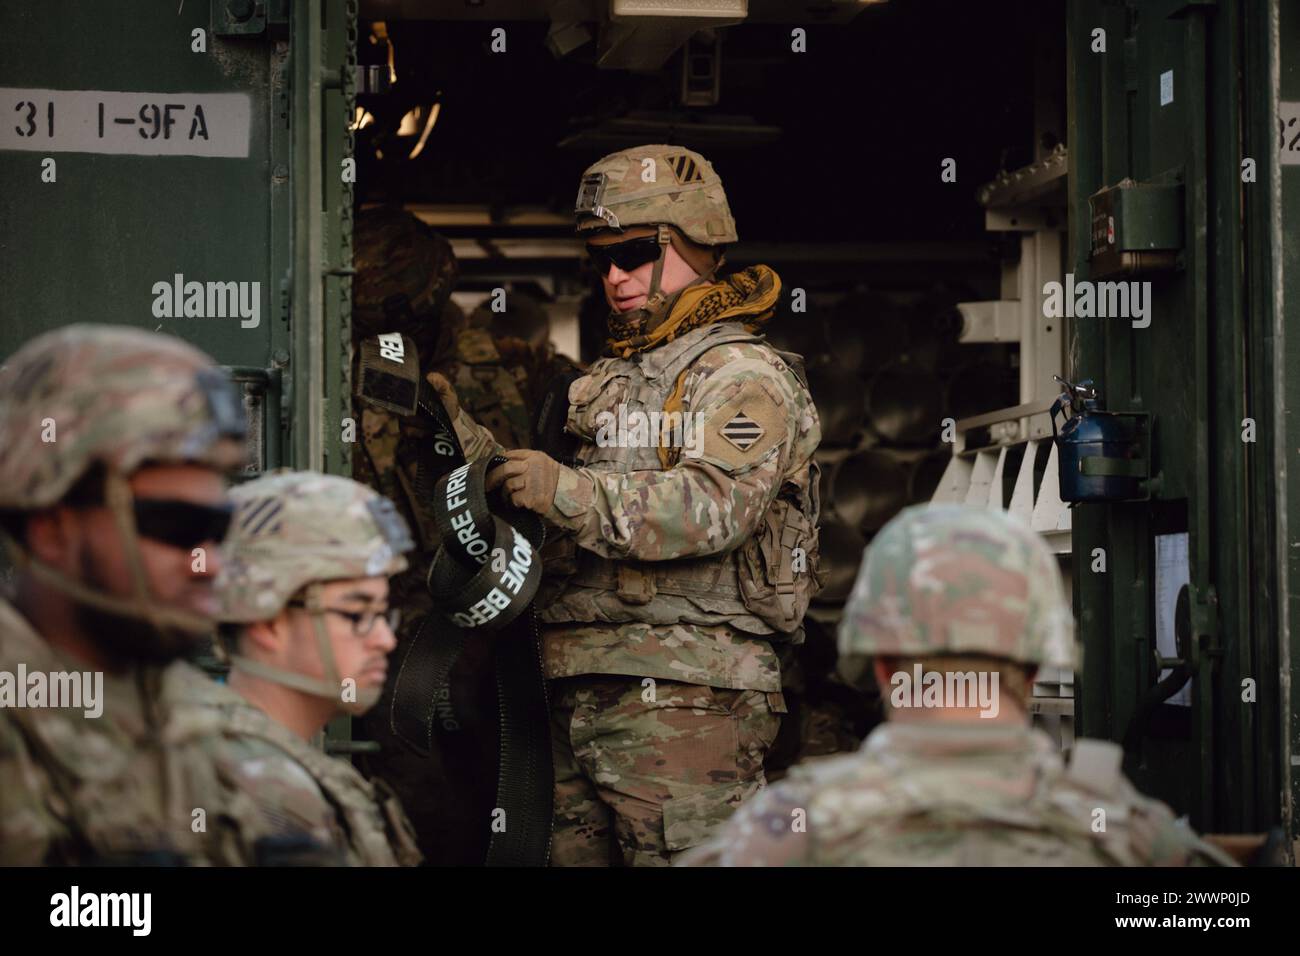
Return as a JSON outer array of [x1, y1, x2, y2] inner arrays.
[[0, 0, 354, 479], [1070, 0, 1290, 845], [1279, 0, 1300, 850], [0, 2, 279, 369]]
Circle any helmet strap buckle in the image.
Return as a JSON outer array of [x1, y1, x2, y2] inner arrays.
[[640, 225, 675, 334]]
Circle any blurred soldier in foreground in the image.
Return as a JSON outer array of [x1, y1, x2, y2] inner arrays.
[[431, 144, 823, 865], [0, 325, 250, 865], [204, 470, 422, 866], [350, 206, 579, 863], [680, 505, 1234, 866]]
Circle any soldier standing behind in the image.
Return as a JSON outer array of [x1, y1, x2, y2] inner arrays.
[[431, 145, 823, 865], [679, 504, 1235, 867], [202, 469, 422, 866], [0, 325, 254, 865], [349, 205, 572, 863]]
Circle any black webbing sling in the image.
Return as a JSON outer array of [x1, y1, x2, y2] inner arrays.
[[358, 338, 553, 867]]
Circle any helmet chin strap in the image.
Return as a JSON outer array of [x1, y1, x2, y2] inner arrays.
[[613, 225, 722, 337], [229, 582, 380, 716], [640, 225, 673, 327], [1, 470, 212, 637]]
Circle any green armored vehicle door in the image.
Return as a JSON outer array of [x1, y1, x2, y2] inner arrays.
[[1068, 0, 1289, 842], [0, 0, 357, 475]]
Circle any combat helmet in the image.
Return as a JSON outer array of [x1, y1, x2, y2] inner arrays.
[[0, 324, 247, 634], [837, 504, 1076, 668], [575, 144, 737, 332], [575, 144, 737, 245], [216, 469, 413, 713], [353, 205, 459, 341]]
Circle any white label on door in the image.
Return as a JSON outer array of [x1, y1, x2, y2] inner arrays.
[[1159, 70, 1173, 106], [0, 88, 251, 157], [1154, 533, 1191, 707], [1280, 102, 1300, 165]]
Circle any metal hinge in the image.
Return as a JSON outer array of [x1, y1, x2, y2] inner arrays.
[[212, 0, 288, 38]]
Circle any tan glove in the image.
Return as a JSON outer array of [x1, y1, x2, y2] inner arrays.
[[486, 449, 561, 515], [426, 372, 461, 419]]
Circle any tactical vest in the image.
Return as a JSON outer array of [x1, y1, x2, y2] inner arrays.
[[0, 601, 246, 865], [452, 327, 531, 450], [210, 695, 422, 867], [542, 321, 821, 637]]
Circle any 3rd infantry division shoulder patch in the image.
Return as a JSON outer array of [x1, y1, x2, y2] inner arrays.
[[720, 411, 765, 451]]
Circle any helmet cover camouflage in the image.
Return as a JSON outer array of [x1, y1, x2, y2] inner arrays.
[[838, 504, 1076, 668], [0, 324, 247, 510], [217, 470, 413, 623], [353, 206, 459, 339], [575, 144, 738, 246]]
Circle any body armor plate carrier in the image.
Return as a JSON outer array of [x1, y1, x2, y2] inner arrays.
[[543, 322, 822, 637]]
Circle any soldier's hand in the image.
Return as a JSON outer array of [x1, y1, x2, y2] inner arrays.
[[486, 449, 561, 515], [426, 372, 461, 419]]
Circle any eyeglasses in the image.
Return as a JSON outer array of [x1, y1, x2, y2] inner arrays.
[[132, 498, 235, 550], [586, 235, 663, 275], [287, 601, 401, 637]]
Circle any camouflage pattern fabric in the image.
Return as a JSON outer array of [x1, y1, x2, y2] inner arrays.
[[0, 598, 259, 865], [0, 325, 263, 865], [574, 144, 738, 246], [838, 503, 1076, 668], [541, 326, 819, 642], [183, 676, 422, 866], [452, 319, 821, 673], [449, 305, 817, 867], [351, 218, 562, 864], [541, 622, 781, 692], [208, 469, 422, 863], [576, 145, 740, 341], [679, 506, 1231, 867], [352, 205, 458, 349], [437, 146, 817, 866], [549, 675, 780, 866], [351, 326, 546, 865], [447, 326, 533, 452], [216, 469, 411, 623], [0, 323, 247, 509], [678, 723, 1235, 867], [508, 341, 584, 411]]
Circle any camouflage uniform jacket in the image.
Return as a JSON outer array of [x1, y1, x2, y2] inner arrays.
[[0, 598, 252, 865], [452, 321, 821, 692], [679, 722, 1236, 866], [184, 677, 422, 866]]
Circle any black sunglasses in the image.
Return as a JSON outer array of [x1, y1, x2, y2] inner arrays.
[[586, 235, 663, 275], [132, 498, 235, 550]]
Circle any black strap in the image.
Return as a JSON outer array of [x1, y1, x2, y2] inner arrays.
[[533, 364, 582, 465], [388, 395, 554, 867]]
